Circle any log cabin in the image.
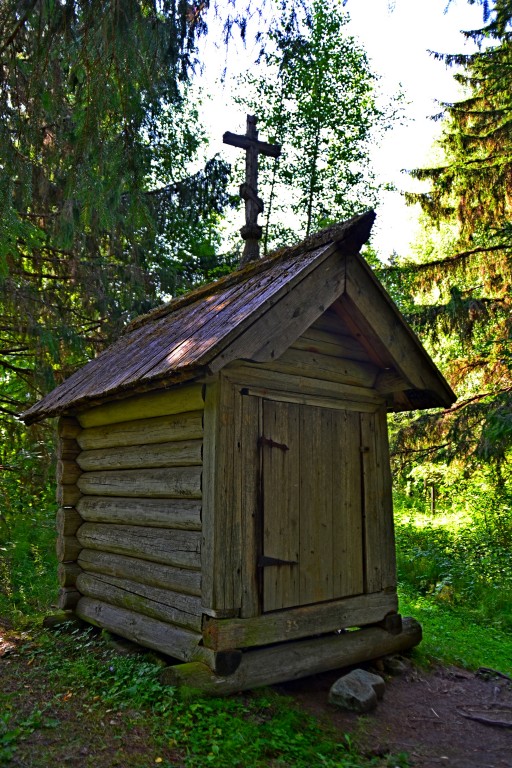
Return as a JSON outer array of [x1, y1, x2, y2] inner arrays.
[[22, 211, 456, 693]]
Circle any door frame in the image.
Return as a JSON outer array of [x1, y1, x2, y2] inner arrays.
[[259, 398, 367, 613], [218, 364, 387, 619]]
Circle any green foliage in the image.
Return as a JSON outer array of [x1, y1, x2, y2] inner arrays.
[[394, 489, 512, 636], [0, 420, 57, 623], [236, 0, 389, 250], [0, 1, 234, 435], [7, 626, 389, 768], [0, 707, 59, 764], [383, 2, 512, 500]]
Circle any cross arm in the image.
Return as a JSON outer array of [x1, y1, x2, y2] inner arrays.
[[223, 131, 281, 158]]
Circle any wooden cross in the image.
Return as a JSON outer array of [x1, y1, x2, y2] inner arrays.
[[223, 115, 281, 265]]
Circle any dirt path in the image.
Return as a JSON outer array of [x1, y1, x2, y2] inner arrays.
[[277, 660, 512, 767]]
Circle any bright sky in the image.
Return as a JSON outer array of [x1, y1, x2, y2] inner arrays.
[[199, 0, 486, 259], [345, 0, 485, 257]]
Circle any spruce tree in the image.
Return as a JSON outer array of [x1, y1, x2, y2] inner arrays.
[[386, 1, 512, 506], [0, 1, 232, 421]]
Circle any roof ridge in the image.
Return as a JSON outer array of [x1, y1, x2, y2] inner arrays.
[[126, 210, 375, 333]]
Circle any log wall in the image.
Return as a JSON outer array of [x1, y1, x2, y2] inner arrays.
[[57, 383, 206, 661], [56, 416, 84, 610]]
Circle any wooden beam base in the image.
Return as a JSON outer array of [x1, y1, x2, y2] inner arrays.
[[160, 616, 422, 695]]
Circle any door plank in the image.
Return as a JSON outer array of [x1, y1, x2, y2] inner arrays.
[[361, 410, 386, 593], [332, 410, 364, 597], [239, 394, 261, 618], [262, 401, 300, 611], [299, 405, 334, 605]]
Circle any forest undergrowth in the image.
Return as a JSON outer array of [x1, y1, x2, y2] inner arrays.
[[1, 440, 511, 766]]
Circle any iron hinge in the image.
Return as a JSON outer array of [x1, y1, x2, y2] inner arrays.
[[258, 555, 298, 568], [258, 435, 289, 452]]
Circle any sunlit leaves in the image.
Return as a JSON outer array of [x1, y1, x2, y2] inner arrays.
[[236, 0, 388, 250]]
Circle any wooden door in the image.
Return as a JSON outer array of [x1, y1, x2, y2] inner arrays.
[[260, 400, 364, 612]]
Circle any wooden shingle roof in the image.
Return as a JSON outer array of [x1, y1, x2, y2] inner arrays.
[[22, 211, 455, 424]]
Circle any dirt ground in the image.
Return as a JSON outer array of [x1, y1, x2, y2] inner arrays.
[[2, 621, 512, 767], [278, 659, 512, 768]]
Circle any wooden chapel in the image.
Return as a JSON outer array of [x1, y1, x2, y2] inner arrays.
[[22, 118, 456, 693]]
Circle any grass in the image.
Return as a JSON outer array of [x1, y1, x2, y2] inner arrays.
[[0, 625, 401, 768], [394, 489, 512, 676], [398, 588, 512, 675]]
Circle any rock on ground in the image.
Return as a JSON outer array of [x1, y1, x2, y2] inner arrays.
[[328, 668, 385, 713]]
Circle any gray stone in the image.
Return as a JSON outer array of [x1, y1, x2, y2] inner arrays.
[[328, 668, 386, 713]]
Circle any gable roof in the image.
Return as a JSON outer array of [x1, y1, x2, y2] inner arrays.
[[22, 211, 456, 424]]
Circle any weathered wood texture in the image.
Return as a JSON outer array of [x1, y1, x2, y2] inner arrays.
[[77, 467, 202, 499], [77, 523, 201, 569], [76, 597, 203, 661], [266, 347, 377, 389], [58, 416, 82, 441], [344, 253, 454, 403], [261, 400, 300, 611], [293, 319, 373, 363], [161, 616, 422, 694], [203, 592, 398, 651], [55, 419, 84, 574], [238, 393, 261, 618], [332, 408, 364, 596], [58, 438, 83, 461], [77, 411, 203, 450], [201, 376, 241, 617], [77, 439, 202, 472], [56, 485, 82, 507], [76, 572, 202, 631], [264, 311, 379, 392], [56, 535, 81, 563], [260, 400, 364, 612], [56, 508, 83, 537], [57, 459, 82, 485], [58, 587, 81, 610], [224, 364, 383, 412], [210, 244, 343, 370], [77, 384, 204, 428], [77, 497, 201, 530], [361, 407, 396, 593], [56, 415, 83, 585], [78, 548, 201, 596], [58, 562, 83, 587], [56, 417, 83, 514], [64, 394, 205, 643], [23, 209, 454, 428]]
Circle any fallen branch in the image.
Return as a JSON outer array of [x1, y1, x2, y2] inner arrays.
[[458, 707, 512, 728], [476, 666, 512, 682]]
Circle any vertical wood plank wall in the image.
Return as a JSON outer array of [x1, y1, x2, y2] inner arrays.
[[217, 308, 397, 619], [57, 384, 208, 661]]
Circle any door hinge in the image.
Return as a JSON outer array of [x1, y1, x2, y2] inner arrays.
[[258, 435, 289, 452], [258, 555, 298, 568]]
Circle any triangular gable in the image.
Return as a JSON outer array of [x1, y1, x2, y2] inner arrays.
[[22, 211, 455, 423]]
